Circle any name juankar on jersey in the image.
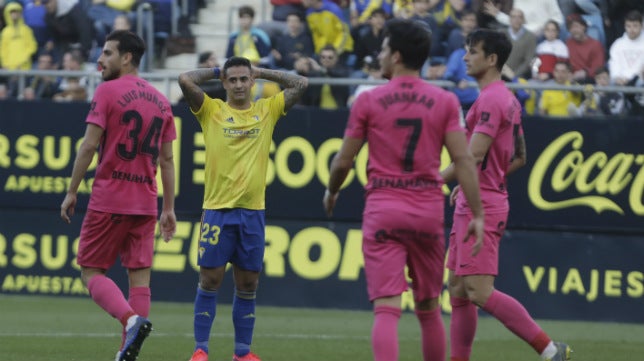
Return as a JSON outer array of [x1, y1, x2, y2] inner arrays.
[[377, 91, 435, 110]]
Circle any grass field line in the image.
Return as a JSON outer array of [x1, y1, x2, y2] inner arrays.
[[0, 331, 371, 340]]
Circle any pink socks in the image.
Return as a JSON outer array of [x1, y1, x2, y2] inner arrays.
[[481, 290, 550, 354], [87, 275, 134, 326], [416, 308, 446, 361], [372, 305, 402, 361], [449, 297, 477, 361]]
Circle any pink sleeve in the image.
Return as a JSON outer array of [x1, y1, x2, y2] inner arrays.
[[162, 111, 177, 143], [444, 92, 466, 134], [86, 84, 109, 129], [344, 91, 369, 139], [472, 95, 501, 138]]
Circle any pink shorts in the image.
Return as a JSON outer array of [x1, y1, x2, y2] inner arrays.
[[446, 212, 507, 276], [362, 202, 445, 303], [77, 209, 156, 270]]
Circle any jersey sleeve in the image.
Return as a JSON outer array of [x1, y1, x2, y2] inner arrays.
[[471, 93, 502, 138], [444, 92, 467, 134], [267, 91, 286, 125], [162, 109, 177, 143], [344, 90, 370, 139], [86, 83, 110, 129], [193, 94, 221, 131]]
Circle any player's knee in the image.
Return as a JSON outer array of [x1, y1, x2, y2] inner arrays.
[[198, 270, 223, 290], [234, 278, 258, 292], [415, 297, 439, 311], [447, 279, 466, 298], [463, 284, 492, 306]]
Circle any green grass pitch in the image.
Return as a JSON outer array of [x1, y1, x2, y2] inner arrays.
[[1, 294, 642, 361]]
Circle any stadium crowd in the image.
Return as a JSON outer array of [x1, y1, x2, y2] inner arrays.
[[1, 0, 644, 117]]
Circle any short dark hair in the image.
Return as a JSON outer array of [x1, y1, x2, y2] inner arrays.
[[223, 56, 252, 76], [238, 5, 255, 18], [466, 29, 512, 71], [105, 30, 145, 67], [554, 61, 572, 72], [625, 10, 643, 23], [383, 18, 431, 71], [594, 65, 609, 77], [370, 8, 387, 18], [320, 44, 337, 54], [285, 11, 304, 22], [198, 51, 213, 65]]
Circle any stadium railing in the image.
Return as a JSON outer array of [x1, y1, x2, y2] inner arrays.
[[2, 69, 644, 103]]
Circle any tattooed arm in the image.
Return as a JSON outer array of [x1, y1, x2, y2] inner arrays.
[[178, 68, 218, 112], [252, 66, 308, 111]]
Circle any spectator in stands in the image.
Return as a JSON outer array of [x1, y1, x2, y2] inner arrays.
[[565, 13, 604, 83], [87, 0, 136, 49], [179, 51, 226, 103], [535, 20, 569, 81], [351, 7, 385, 71], [44, 0, 94, 61], [1, 2, 39, 98], [347, 55, 382, 106], [350, 0, 389, 27], [445, 9, 477, 58], [112, 13, 132, 31], [302, 0, 354, 59], [608, 10, 644, 86], [23, 0, 51, 50], [505, 8, 536, 79], [271, 12, 315, 71], [625, 64, 644, 117], [408, 0, 441, 59], [0, 83, 9, 99], [605, 0, 644, 49], [502, 64, 537, 115], [226, 5, 272, 67], [26, 51, 60, 99], [558, 0, 607, 47], [52, 49, 88, 102], [1, 2, 38, 71], [21, 86, 37, 100], [591, 66, 625, 116], [430, 0, 471, 58], [442, 43, 479, 112], [483, 0, 564, 37], [538, 61, 581, 116], [472, 0, 511, 30], [271, 0, 306, 21], [297, 45, 350, 108]]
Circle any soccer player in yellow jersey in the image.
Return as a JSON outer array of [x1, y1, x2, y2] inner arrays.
[[178, 56, 308, 361]]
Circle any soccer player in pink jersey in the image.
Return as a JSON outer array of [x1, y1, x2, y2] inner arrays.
[[60, 30, 177, 361], [324, 18, 485, 361], [440, 29, 571, 361]]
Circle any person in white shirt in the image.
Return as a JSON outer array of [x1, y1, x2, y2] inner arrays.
[[608, 10, 644, 85]]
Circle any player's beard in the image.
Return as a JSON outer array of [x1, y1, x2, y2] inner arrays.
[[102, 68, 118, 81]]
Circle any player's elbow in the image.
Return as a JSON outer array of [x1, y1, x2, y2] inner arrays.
[[178, 72, 193, 88]]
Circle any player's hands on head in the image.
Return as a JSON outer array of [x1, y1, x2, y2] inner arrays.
[[464, 215, 485, 256], [323, 189, 339, 217], [60, 193, 77, 224], [159, 210, 177, 242]]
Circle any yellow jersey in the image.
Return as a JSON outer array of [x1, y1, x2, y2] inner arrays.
[[193, 92, 286, 210]]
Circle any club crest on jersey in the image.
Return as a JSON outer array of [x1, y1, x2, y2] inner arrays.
[[226, 117, 234, 123], [253, 115, 260, 122]]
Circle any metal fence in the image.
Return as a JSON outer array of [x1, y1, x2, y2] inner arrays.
[[2, 69, 644, 103]]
